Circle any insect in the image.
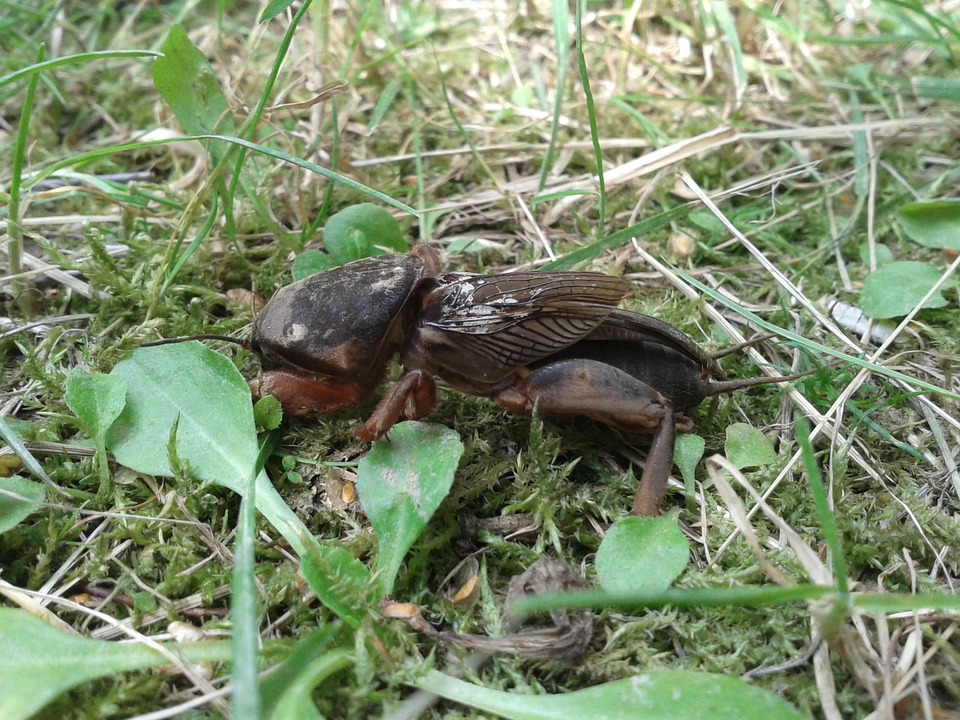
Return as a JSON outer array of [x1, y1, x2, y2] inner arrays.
[[249, 246, 802, 516]]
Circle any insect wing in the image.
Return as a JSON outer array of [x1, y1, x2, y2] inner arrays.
[[590, 309, 724, 378], [420, 272, 630, 370]]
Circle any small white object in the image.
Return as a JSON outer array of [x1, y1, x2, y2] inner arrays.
[[825, 298, 896, 345]]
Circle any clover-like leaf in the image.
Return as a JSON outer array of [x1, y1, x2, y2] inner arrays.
[[253, 395, 283, 430]]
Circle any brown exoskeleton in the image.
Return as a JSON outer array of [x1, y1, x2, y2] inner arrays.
[[250, 246, 801, 516]]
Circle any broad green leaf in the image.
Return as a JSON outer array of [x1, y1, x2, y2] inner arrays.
[[0, 608, 231, 720], [724, 423, 777, 469], [105, 344, 370, 624], [107, 343, 258, 490], [897, 200, 960, 251], [153, 25, 235, 139], [335, 228, 369, 265], [0, 476, 44, 533], [292, 249, 336, 281], [356, 422, 464, 598], [595, 510, 689, 595], [414, 668, 806, 720], [859, 261, 950, 319], [323, 203, 408, 265]]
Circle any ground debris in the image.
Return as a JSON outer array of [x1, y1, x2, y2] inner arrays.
[[382, 556, 593, 661]]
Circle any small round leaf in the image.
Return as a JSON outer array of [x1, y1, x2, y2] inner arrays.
[[323, 203, 407, 264], [596, 510, 689, 595], [725, 423, 777, 469], [859, 261, 950, 319], [253, 395, 283, 430], [291, 249, 336, 281]]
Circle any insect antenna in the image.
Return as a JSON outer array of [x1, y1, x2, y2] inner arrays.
[[140, 334, 252, 351], [710, 333, 779, 360], [703, 368, 822, 397]]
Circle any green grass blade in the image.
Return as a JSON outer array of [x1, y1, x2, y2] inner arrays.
[[709, 0, 746, 105], [230, 431, 281, 719], [541, 204, 692, 270], [511, 584, 834, 615], [227, 0, 313, 202], [22, 133, 418, 216], [796, 420, 849, 595], [677, 269, 960, 402], [7, 45, 45, 295], [161, 189, 219, 293], [0, 50, 161, 90], [536, 0, 570, 193], [231, 474, 261, 719], [574, 0, 605, 234]]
